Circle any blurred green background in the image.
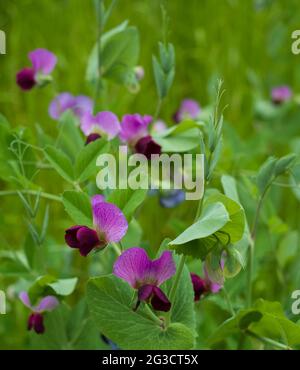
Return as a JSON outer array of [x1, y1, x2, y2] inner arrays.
[[1, 0, 300, 349], [1, 0, 300, 135]]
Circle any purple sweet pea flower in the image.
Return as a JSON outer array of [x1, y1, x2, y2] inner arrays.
[[19, 292, 59, 334], [65, 195, 128, 256], [119, 114, 153, 145], [49, 93, 93, 120], [16, 48, 57, 91], [190, 271, 222, 302], [271, 86, 292, 105], [113, 247, 176, 312], [173, 99, 201, 123], [191, 257, 224, 301], [81, 111, 121, 142]]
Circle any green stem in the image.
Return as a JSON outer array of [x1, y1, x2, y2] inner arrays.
[[223, 287, 235, 316], [168, 254, 186, 304], [94, 0, 103, 110], [246, 191, 266, 308], [154, 98, 163, 121], [111, 242, 121, 256], [144, 304, 163, 327], [0, 190, 61, 202], [245, 330, 292, 350]]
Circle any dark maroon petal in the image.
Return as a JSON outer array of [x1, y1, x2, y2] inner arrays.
[[135, 135, 161, 159], [65, 225, 84, 248], [151, 286, 171, 312], [65, 225, 101, 256], [33, 313, 45, 334], [190, 273, 207, 301], [85, 133, 101, 145], [27, 313, 35, 331], [28, 313, 45, 334], [16, 68, 36, 90], [138, 284, 154, 302], [76, 226, 101, 256]]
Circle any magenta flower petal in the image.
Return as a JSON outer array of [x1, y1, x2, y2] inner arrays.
[[19, 291, 33, 310], [271, 86, 292, 104], [16, 68, 36, 90], [151, 286, 171, 312], [73, 95, 93, 118], [91, 194, 105, 207], [35, 296, 59, 313], [113, 248, 176, 288], [48, 93, 75, 120], [29, 48, 57, 74], [113, 247, 151, 288], [174, 99, 201, 122], [119, 114, 152, 144], [92, 202, 128, 243], [81, 111, 120, 140], [151, 251, 176, 286], [135, 135, 161, 159]]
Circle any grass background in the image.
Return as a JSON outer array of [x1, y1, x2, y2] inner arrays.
[[1, 0, 300, 136]]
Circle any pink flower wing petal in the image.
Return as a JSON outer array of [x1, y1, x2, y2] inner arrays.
[[113, 247, 151, 288], [92, 202, 128, 243], [29, 48, 57, 74], [36, 296, 59, 313]]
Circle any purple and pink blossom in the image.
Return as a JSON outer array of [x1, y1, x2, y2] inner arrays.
[[19, 292, 59, 334], [113, 247, 176, 312], [16, 49, 57, 91], [65, 195, 128, 256]]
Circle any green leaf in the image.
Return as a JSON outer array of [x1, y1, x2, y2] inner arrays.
[[152, 56, 166, 99], [208, 300, 300, 348], [155, 128, 201, 153], [56, 111, 84, 160], [166, 258, 196, 333], [86, 21, 129, 83], [221, 175, 250, 264], [44, 145, 74, 182], [107, 188, 147, 221], [205, 192, 246, 245], [30, 305, 69, 349], [238, 311, 263, 330], [274, 153, 296, 176], [87, 23, 140, 86], [62, 191, 93, 227], [75, 138, 109, 183], [87, 274, 195, 349], [49, 278, 78, 296], [257, 157, 277, 194], [169, 202, 229, 246]]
